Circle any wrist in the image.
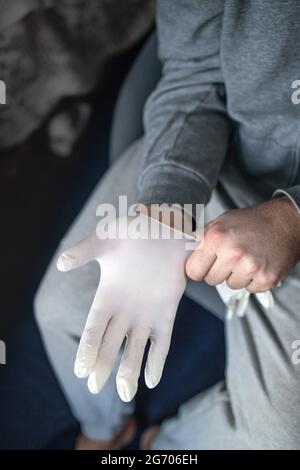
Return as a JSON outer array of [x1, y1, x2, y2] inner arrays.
[[276, 195, 300, 224], [134, 203, 194, 235], [272, 196, 300, 254]]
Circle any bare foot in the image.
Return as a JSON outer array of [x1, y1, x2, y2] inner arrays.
[[140, 426, 160, 450], [75, 433, 113, 450], [75, 416, 136, 450]]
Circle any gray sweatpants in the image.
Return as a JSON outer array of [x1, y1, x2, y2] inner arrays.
[[34, 35, 300, 449]]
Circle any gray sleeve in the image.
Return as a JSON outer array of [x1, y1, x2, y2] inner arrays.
[[0, 0, 38, 30], [273, 187, 300, 214], [136, 0, 232, 209]]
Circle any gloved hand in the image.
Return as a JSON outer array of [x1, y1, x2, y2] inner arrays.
[[57, 215, 193, 402]]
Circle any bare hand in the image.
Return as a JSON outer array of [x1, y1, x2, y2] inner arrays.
[[186, 197, 300, 293]]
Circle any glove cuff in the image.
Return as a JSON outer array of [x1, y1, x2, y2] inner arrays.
[[134, 203, 195, 235]]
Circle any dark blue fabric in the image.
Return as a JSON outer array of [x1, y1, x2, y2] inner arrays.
[[0, 316, 80, 450]]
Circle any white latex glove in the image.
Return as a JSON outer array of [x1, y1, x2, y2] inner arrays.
[[215, 281, 274, 320], [57, 215, 194, 402]]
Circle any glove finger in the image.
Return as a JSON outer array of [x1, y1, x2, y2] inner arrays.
[[57, 232, 100, 272], [144, 330, 172, 389], [116, 327, 150, 402], [236, 290, 250, 317], [87, 317, 127, 395], [256, 290, 274, 309], [216, 281, 243, 304], [74, 289, 110, 378]]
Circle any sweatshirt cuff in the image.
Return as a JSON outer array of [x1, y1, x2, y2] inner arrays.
[[136, 163, 211, 224], [272, 186, 300, 214]]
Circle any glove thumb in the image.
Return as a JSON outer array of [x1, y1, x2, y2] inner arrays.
[[57, 232, 99, 272]]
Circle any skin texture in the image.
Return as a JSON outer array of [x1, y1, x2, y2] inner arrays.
[[186, 196, 300, 293]]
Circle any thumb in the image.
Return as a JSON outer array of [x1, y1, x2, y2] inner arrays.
[[57, 232, 99, 272]]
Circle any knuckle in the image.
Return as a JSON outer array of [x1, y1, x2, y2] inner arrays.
[[207, 224, 226, 243], [243, 255, 260, 274], [259, 273, 271, 287], [228, 245, 245, 262], [265, 272, 279, 288]]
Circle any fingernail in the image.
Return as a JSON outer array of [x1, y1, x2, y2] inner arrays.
[[88, 373, 99, 394], [57, 253, 77, 272], [145, 362, 162, 389], [145, 373, 159, 389], [117, 378, 136, 402], [74, 363, 88, 378]]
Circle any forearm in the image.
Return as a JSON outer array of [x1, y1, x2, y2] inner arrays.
[[136, 0, 232, 212]]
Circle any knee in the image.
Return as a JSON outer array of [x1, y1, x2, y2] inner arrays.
[[262, 408, 300, 449], [269, 378, 300, 449], [34, 275, 55, 333]]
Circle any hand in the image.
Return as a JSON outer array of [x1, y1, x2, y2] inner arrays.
[[57, 215, 191, 402], [186, 197, 300, 293]]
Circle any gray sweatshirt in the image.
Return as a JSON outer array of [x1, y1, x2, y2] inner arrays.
[[137, 0, 300, 214]]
